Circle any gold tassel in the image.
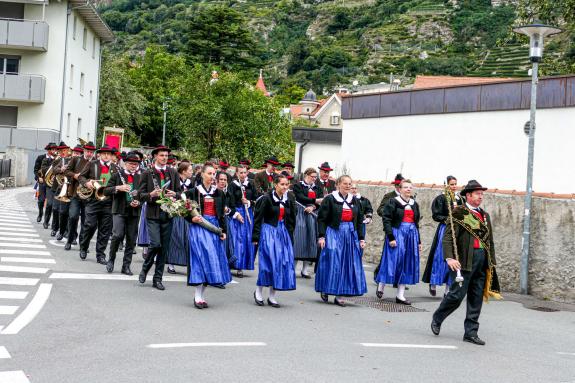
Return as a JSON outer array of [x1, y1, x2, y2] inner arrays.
[[483, 267, 503, 302]]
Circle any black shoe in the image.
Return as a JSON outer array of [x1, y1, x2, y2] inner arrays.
[[121, 267, 133, 276], [194, 300, 204, 309], [429, 285, 437, 297], [43, 222, 49, 229], [56, 233, 64, 241], [320, 293, 329, 303], [376, 290, 384, 299], [254, 292, 264, 306], [236, 270, 244, 278], [106, 260, 114, 273], [96, 257, 107, 265], [64, 243, 72, 251], [214, 284, 225, 289], [167, 266, 176, 274], [139, 270, 147, 284], [50, 230, 57, 237], [300, 271, 311, 279], [334, 297, 346, 307], [463, 335, 485, 346], [267, 298, 280, 308], [153, 281, 165, 291], [36, 215, 42, 223], [395, 297, 411, 305], [431, 321, 441, 336], [79, 250, 87, 260]]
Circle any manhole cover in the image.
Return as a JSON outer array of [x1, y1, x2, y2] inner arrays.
[[347, 297, 426, 312], [529, 306, 560, 312]]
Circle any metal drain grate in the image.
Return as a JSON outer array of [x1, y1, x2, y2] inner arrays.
[[347, 297, 426, 312], [529, 306, 560, 312]]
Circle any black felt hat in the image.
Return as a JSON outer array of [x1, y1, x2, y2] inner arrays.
[[318, 162, 333, 172], [460, 180, 487, 196], [151, 145, 171, 156]]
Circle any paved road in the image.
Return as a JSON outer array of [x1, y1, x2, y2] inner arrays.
[[0, 187, 574, 383]]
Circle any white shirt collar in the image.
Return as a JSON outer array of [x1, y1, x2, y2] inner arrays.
[[354, 193, 361, 199], [394, 195, 415, 206], [100, 160, 110, 167], [198, 183, 216, 196], [272, 191, 288, 204], [233, 178, 249, 187], [466, 202, 481, 212], [154, 164, 166, 171], [331, 191, 353, 204]]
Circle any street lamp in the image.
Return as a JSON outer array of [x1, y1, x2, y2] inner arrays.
[[161, 98, 172, 146], [513, 22, 562, 295]]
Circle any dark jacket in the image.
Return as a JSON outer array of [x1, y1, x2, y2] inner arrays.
[[315, 178, 336, 196], [103, 171, 141, 217], [357, 195, 373, 219], [63, 156, 91, 198], [382, 196, 421, 243], [252, 191, 296, 243], [52, 156, 76, 195], [317, 193, 364, 240], [34, 154, 46, 181], [40, 156, 55, 185], [138, 166, 182, 219], [377, 190, 398, 217], [293, 181, 324, 207], [184, 185, 227, 234], [229, 179, 258, 208], [254, 170, 275, 194]]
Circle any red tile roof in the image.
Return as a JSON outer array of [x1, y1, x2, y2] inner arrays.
[[255, 71, 270, 96]]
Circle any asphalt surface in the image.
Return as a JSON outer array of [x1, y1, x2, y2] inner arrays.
[[0, 187, 574, 383]]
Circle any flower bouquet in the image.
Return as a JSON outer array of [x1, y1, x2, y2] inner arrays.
[[156, 193, 223, 235]]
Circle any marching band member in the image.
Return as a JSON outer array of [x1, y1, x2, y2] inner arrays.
[[39, 143, 60, 230], [138, 146, 181, 291], [49, 142, 71, 238], [316, 175, 367, 306], [254, 156, 280, 194], [34, 143, 55, 223], [375, 179, 422, 305], [282, 161, 296, 184], [293, 168, 323, 279], [422, 176, 461, 296], [166, 162, 194, 274], [228, 164, 257, 278], [185, 164, 231, 309], [252, 174, 297, 308], [78, 145, 117, 264], [315, 162, 336, 195], [63, 142, 95, 250], [102, 153, 142, 275]]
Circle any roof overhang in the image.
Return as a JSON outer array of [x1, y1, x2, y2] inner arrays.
[[292, 127, 342, 145], [69, 0, 114, 43], [0, 0, 48, 4]]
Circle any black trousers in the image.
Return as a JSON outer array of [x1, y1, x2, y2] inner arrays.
[[58, 200, 70, 236], [79, 200, 113, 258], [141, 212, 172, 282], [66, 197, 85, 245], [109, 214, 139, 268], [37, 183, 46, 217], [43, 188, 55, 226], [432, 249, 488, 338]]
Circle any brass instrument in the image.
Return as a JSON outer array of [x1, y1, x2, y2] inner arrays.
[[44, 155, 60, 188], [55, 177, 70, 203], [78, 137, 88, 146], [56, 157, 68, 186], [77, 180, 106, 201]]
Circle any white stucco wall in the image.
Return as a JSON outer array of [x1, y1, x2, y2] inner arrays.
[[295, 141, 342, 175], [341, 107, 575, 193]]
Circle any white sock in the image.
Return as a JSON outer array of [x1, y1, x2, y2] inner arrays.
[[397, 284, 406, 300], [269, 287, 277, 304], [430, 284, 437, 291], [445, 285, 450, 294], [194, 286, 202, 303], [302, 261, 309, 275], [377, 282, 385, 293], [255, 286, 264, 301]]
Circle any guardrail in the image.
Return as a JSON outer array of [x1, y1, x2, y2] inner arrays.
[[0, 18, 49, 51], [0, 73, 46, 103]]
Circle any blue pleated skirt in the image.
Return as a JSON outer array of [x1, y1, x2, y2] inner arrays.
[[257, 222, 296, 291], [294, 203, 318, 261], [187, 215, 232, 286], [228, 207, 255, 270], [375, 222, 420, 285], [315, 222, 367, 296], [137, 202, 150, 247], [167, 217, 189, 266], [429, 224, 451, 285]]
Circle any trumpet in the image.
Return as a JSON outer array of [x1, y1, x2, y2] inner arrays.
[[77, 179, 107, 201]]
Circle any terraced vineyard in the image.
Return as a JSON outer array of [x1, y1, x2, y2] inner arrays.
[[472, 44, 531, 77]]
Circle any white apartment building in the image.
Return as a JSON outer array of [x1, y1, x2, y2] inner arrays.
[[0, 0, 113, 150]]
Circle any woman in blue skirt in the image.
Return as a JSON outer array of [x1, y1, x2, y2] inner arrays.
[[166, 162, 194, 274], [375, 179, 422, 305], [293, 168, 324, 279], [184, 164, 231, 309], [252, 174, 296, 308], [422, 176, 462, 296], [316, 175, 367, 306], [228, 165, 257, 278], [136, 201, 150, 260]]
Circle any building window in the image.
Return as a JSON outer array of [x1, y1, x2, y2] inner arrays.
[[92, 36, 97, 59], [73, 16, 77, 40], [330, 113, 340, 125], [77, 118, 82, 138], [0, 56, 20, 74], [82, 28, 87, 50], [89, 90, 93, 108], [69, 64, 74, 89], [80, 73, 85, 95], [66, 113, 71, 137]]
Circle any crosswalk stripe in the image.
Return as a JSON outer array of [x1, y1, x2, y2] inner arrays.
[[0, 250, 51, 256], [0, 370, 31, 382], [0, 291, 28, 299], [0, 265, 49, 274], [0, 278, 39, 286], [0, 225, 35, 231], [1, 257, 55, 264], [0, 244, 46, 249], [2, 284, 52, 335], [0, 306, 19, 315], [0, 238, 43, 243], [0, 213, 27, 218], [0, 232, 39, 237], [0, 346, 11, 359]]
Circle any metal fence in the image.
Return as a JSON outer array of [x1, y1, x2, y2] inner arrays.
[[0, 158, 11, 178]]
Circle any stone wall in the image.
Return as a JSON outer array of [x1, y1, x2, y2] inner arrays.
[[358, 184, 575, 303], [0, 177, 15, 189]]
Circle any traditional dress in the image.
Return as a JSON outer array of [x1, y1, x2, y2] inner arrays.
[[228, 178, 257, 271], [252, 191, 296, 291], [293, 180, 323, 263], [315, 192, 367, 298], [166, 178, 192, 267]]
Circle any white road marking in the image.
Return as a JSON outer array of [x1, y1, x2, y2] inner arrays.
[[0, 219, 29, 224], [0, 250, 51, 256], [557, 352, 575, 356], [48, 273, 239, 284], [1, 258, 55, 264], [0, 213, 27, 219], [0, 278, 39, 286], [0, 238, 43, 243], [147, 342, 267, 349], [0, 224, 34, 229], [0, 291, 28, 300], [0, 346, 11, 359], [360, 343, 458, 349], [0, 265, 49, 274], [0, 244, 46, 249], [0, 232, 40, 237], [0, 370, 31, 382], [2, 284, 52, 335], [0, 306, 18, 315], [48, 240, 65, 247]]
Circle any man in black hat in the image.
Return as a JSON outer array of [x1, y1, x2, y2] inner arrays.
[[63, 142, 95, 250], [43, 142, 69, 236], [103, 153, 142, 275], [315, 162, 336, 195], [137, 145, 181, 290], [78, 145, 117, 264], [52, 142, 72, 240], [431, 180, 500, 346], [34, 143, 56, 223], [376, 173, 404, 217], [254, 156, 280, 194], [40, 143, 61, 229]]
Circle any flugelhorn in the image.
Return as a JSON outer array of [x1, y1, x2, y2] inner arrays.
[[55, 177, 70, 203], [44, 155, 60, 188]]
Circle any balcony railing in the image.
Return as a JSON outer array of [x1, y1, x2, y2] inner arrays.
[[0, 18, 49, 51], [0, 73, 46, 103]]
